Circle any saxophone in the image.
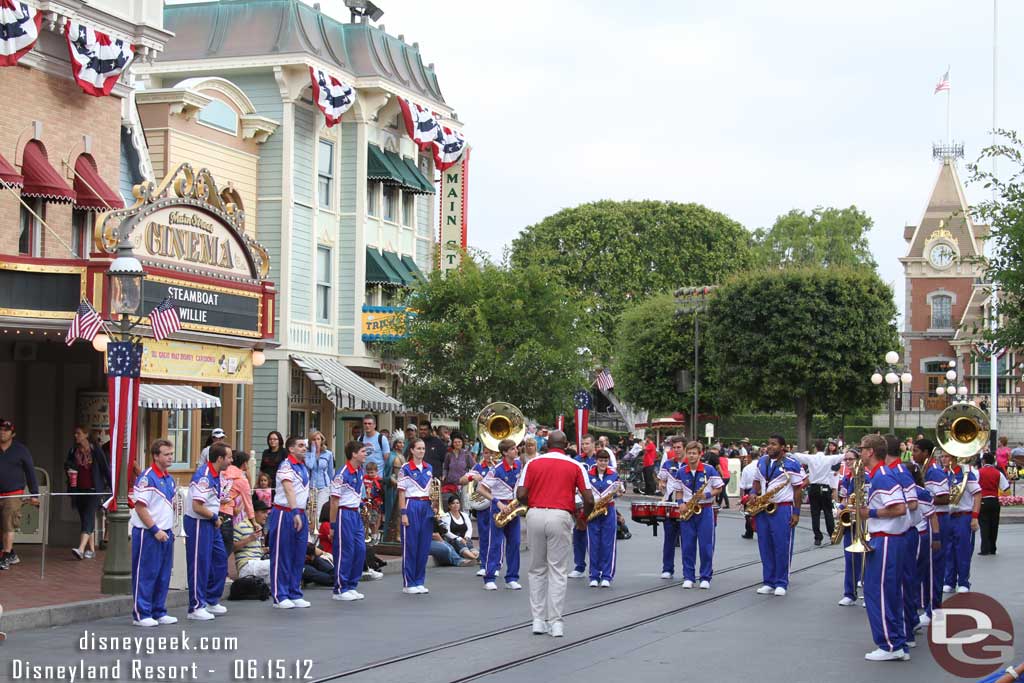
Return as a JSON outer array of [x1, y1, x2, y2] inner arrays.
[[745, 478, 789, 516], [949, 468, 969, 507], [586, 482, 622, 521], [679, 478, 711, 521], [494, 499, 527, 528]]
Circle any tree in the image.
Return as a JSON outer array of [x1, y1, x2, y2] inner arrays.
[[610, 292, 710, 416], [509, 200, 754, 345], [394, 258, 591, 425], [703, 267, 897, 450], [752, 206, 877, 269]]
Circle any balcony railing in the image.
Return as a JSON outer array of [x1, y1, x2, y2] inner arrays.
[[894, 391, 1024, 414]]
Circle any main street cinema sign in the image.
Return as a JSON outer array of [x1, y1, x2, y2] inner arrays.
[[96, 164, 274, 340]]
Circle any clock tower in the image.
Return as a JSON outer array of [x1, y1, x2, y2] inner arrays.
[[900, 153, 990, 410]]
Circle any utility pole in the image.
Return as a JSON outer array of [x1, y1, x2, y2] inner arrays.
[[674, 286, 717, 439]]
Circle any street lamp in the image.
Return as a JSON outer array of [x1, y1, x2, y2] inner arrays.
[[100, 241, 146, 594], [874, 351, 912, 433], [937, 360, 968, 404]]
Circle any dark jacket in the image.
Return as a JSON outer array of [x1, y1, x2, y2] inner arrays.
[[423, 436, 448, 475], [0, 440, 40, 494], [260, 447, 286, 481], [64, 443, 111, 492]]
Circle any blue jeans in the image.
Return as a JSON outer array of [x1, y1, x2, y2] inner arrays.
[[430, 540, 462, 566]]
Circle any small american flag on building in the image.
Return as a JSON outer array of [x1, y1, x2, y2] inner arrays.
[[595, 369, 615, 391], [66, 300, 103, 346], [148, 297, 181, 341], [934, 68, 950, 94]]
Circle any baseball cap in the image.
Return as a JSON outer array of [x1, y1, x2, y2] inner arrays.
[[406, 423, 418, 430], [212, 428, 226, 438], [252, 497, 271, 512], [0, 419, 12, 431]]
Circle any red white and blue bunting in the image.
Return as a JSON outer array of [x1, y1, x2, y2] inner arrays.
[[398, 97, 467, 172], [65, 21, 134, 97], [0, 0, 40, 67], [309, 66, 355, 127]]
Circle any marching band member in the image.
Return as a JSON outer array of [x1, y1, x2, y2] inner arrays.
[[330, 441, 368, 602], [751, 434, 805, 596], [911, 438, 949, 619], [857, 434, 910, 661], [884, 434, 920, 643], [675, 441, 722, 589], [184, 442, 231, 620], [463, 447, 496, 578], [481, 438, 523, 591], [835, 448, 863, 607], [911, 462, 939, 626], [587, 450, 620, 587], [268, 436, 312, 609], [942, 450, 981, 594], [130, 439, 177, 627], [398, 438, 435, 594], [568, 435, 598, 577], [738, 452, 757, 539], [657, 437, 684, 579]]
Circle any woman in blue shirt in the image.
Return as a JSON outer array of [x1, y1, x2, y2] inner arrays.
[[307, 430, 335, 521]]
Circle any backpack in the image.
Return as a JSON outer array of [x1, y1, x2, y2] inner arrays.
[[228, 575, 271, 601]]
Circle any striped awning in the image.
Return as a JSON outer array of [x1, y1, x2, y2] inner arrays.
[[139, 384, 222, 410], [290, 354, 402, 412]]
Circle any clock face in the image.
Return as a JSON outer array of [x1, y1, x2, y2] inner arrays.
[[929, 243, 955, 268]]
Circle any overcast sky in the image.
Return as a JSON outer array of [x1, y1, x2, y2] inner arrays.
[[338, 1, 1018, 319]]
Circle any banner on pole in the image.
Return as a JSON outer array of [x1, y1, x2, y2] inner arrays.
[[438, 148, 469, 274]]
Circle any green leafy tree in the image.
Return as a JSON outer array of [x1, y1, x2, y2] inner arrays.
[[704, 267, 897, 449], [509, 200, 754, 346], [394, 258, 591, 425], [753, 206, 877, 269]]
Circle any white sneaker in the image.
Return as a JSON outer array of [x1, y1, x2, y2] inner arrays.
[[698, 580, 710, 590], [531, 619, 548, 635], [756, 585, 774, 595], [292, 598, 311, 608], [864, 648, 906, 661], [476, 568, 486, 577], [600, 579, 612, 588], [906, 640, 917, 648], [682, 580, 694, 589], [506, 581, 523, 590], [369, 569, 384, 580], [402, 587, 419, 594], [956, 585, 969, 594], [588, 580, 599, 587], [942, 584, 954, 594], [337, 591, 359, 601], [918, 614, 931, 626], [484, 582, 498, 591], [660, 571, 672, 579], [568, 570, 586, 578], [187, 608, 214, 621], [274, 599, 295, 609], [156, 615, 178, 625], [774, 587, 787, 597], [133, 617, 159, 627], [352, 591, 364, 599], [838, 596, 855, 606], [549, 621, 564, 638], [416, 586, 429, 594], [206, 604, 227, 615]]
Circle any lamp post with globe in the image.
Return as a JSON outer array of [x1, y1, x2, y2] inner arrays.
[[935, 359, 969, 405], [871, 351, 913, 433]]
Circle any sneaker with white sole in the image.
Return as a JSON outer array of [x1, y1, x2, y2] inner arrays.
[[865, 648, 906, 661], [838, 596, 855, 606], [698, 580, 709, 589], [756, 585, 774, 595], [84, 550, 95, 559], [549, 621, 564, 638], [72, 548, 84, 560], [187, 608, 215, 621], [206, 604, 227, 615], [660, 571, 672, 579], [531, 619, 548, 635], [600, 579, 612, 588], [918, 614, 931, 625], [274, 599, 295, 609], [682, 580, 694, 589], [292, 598, 311, 608], [506, 581, 522, 590], [906, 641, 917, 648], [402, 587, 419, 594], [353, 591, 365, 599], [416, 586, 429, 594], [133, 618, 159, 627], [588, 579, 599, 587], [337, 591, 360, 601], [956, 586, 969, 594], [476, 568, 486, 577], [568, 570, 586, 579], [942, 584, 954, 594], [484, 582, 498, 591], [156, 615, 178, 625], [774, 587, 787, 596]]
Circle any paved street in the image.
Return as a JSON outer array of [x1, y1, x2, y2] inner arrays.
[[2, 512, 1019, 683]]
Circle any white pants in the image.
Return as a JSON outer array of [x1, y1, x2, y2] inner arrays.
[[526, 508, 574, 624], [238, 559, 270, 581]]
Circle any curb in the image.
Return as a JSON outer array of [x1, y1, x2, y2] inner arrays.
[[4, 591, 189, 633]]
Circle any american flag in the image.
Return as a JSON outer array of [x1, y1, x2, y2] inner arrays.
[[148, 297, 181, 341], [595, 369, 615, 392], [934, 68, 950, 94], [66, 300, 103, 346], [104, 341, 142, 511]]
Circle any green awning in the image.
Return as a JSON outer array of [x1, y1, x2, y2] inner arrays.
[[401, 255, 426, 283], [366, 246, 405, 285], [382, 250, 417, 286], [367, 144, 404, 185], [395, 156, 435, 194]]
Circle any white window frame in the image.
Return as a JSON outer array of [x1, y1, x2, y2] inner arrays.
[[316, 245, 332, 323], [19, 199, 43, 256], [318, 139, 334, 210], [234, 384, 246, 451], [71, 209, 92, 258], [367, 181, 380, 217], [167, 409, 192, 469], [382, 184, 398, 223]]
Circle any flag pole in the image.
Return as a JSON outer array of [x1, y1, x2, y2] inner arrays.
[[946, 64, 952, 144]]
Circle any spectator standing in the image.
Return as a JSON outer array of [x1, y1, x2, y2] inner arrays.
[[419, 421, 448, 474], [738, 453, 757, 539], [234, 498, 271, 581], [260, 431, 286, 483], [307, 429, 335, 518], [198, 428, 227, 468], [641, 437, 658, 495], [220, 448, 255, 564], [65, 426, 110, 560], [996, 436, 1011, 472], [360, 416, 389, 475], [383, 440, 405, 542], [978, 452, 1009, 556], [0, 419, 39, 570], [441, 434, 475, 510], [791, 439, 843, 546]]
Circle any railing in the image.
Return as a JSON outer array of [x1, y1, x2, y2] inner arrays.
[[894, 391, 1024, 415]]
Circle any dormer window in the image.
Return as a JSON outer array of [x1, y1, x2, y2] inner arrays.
[[197, 99, 238, 135]]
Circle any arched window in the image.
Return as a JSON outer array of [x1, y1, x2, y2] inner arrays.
[[197, 98, 238, 134], [931, 294, 952, 329]]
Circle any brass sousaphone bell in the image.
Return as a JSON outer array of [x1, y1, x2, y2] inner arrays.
[[936, 402, 989, 506], [476, 402, 527, 452]]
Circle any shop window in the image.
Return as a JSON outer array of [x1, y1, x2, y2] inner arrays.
[[197, 99, 238, 134], [168, 409, 192, 467], [318, 139, 334, 209], [234, 384, 246, 452], [316, 245, 331, 323], [19, 199, 43, 256], [402, 192, 414, 227], [367, 181, 380, 217], [200, 385, 222, 449], [290, 366, 306, 403], [71, 209, 92, 258], [290, 410, 306, 440], [383, 185, 398, 222], [931, 295, 952, 329]]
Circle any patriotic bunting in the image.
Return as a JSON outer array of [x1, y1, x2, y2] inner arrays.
[[432, 125, 466, 172], [65, 21, 134, 97], [104, 341, 142, 512], [573, 389, 592, 454], [398, 97, 468, 171], [148, 296, 182, 341], [309, 66, 355, 127], [0, 0, 40, 67], [66, 300, 103, 346]]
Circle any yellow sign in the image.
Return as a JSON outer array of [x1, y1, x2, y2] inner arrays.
[[139, 339, 253, 384], [361, 308, 409, 340], [439, 149, 469, 273]]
